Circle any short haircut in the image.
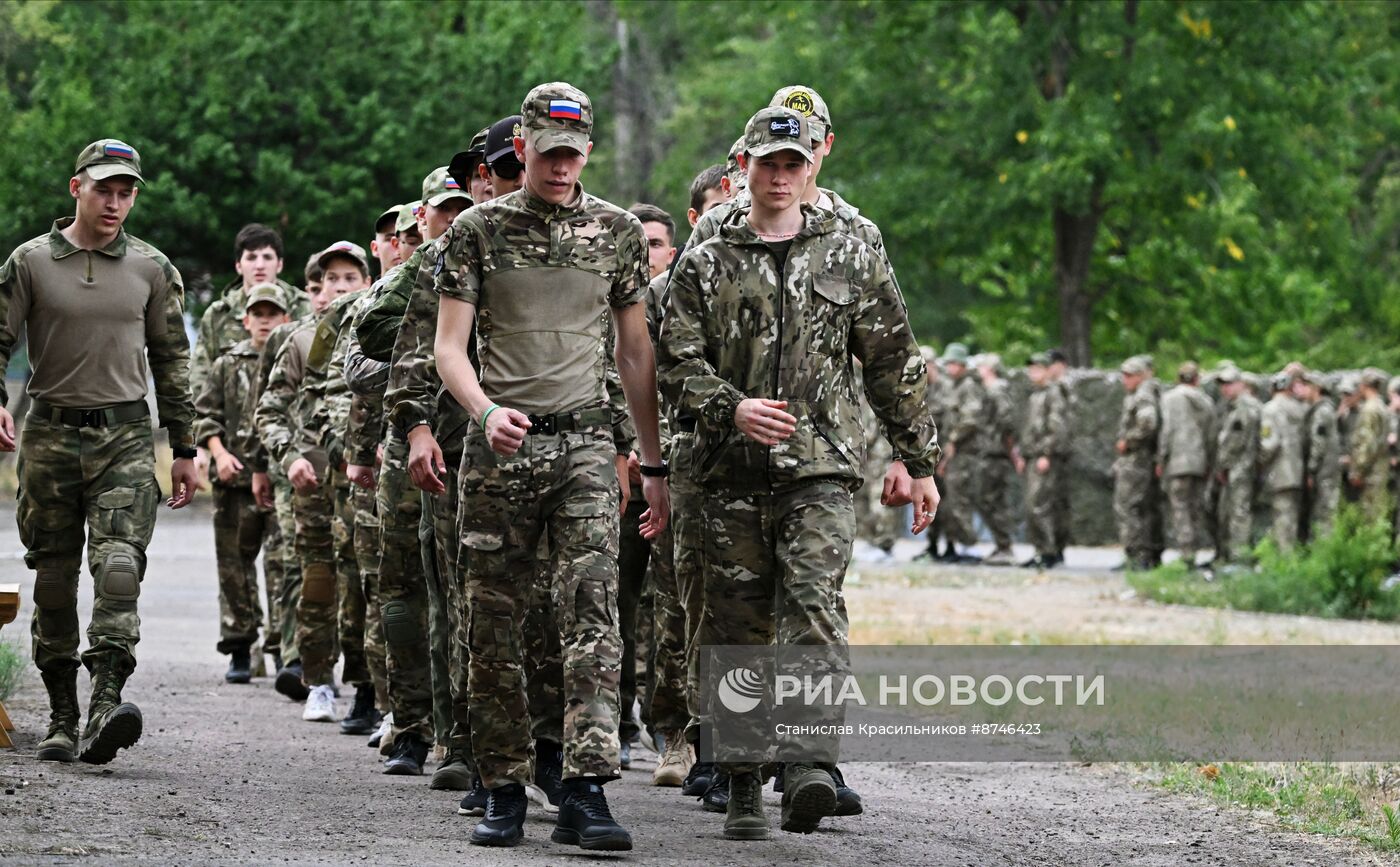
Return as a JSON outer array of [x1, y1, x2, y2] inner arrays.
[[630, 203, 675, 245], [303, 252, 323, 286], [689, 164, 726, 214], [235, 223, 284, 260]]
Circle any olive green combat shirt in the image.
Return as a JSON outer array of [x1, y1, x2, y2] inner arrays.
[[434, 184, 649, 417], [0, 217, 195, 449]]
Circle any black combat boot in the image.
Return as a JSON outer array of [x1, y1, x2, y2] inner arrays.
[[338, 684, 381, 735], [78, 659, 142, 765], [551, 779, 632, 851], [383, 731, 430, 775], [36, 669, 79, 762], [469, 783, 528, 847], [225, 646, 252, 684]]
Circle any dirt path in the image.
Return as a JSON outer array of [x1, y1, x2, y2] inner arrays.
[[0, 510, 1389, 865]]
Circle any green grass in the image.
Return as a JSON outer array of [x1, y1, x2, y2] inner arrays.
[[1128, 506, 1400, 621], [0, 636, 25, 701], [1150, 762, 1400, 853]]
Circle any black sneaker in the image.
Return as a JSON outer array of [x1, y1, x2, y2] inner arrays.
[[531, 738, 564, 813], [701, 769, 730, 813], [681, 760, 715, 796], [829, 765, 864, 816], [551, 780, 632, 851], [458, 775, 490, 817], [274, 662, 309, 702], [383, 732, 430, 775], [339, 685, 381, 735], [470, 783, 528, 847], [225, 648, 251, 684]]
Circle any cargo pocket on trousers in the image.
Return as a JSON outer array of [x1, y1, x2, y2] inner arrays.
[[302, 561, 335, 605], [467, 609, 517, 663], [94, 480, 159, 542]]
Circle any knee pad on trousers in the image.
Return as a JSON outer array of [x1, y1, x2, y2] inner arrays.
[[381, 600, 420, 646], [95, 545, 142, 603], [302, 562, 335, 605], [34, 561, 79, 609]]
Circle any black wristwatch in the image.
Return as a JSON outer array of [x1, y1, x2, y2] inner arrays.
[[639, 462, 669, 478], [172, 446, 198, 460]]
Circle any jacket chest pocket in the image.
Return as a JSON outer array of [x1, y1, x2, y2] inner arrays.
[[808, 275, 856, 357]]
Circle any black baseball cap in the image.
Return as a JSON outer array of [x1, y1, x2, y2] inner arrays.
[[484, 114, 524, 172], [447, 126, 490, 190]]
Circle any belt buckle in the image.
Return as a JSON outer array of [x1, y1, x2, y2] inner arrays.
[[78, 409, 105, 428], [529, 413, 557, 436]]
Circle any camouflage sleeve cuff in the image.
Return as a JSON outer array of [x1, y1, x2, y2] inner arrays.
[[167, 426, 195, 452], [903, 447, 940, 479], [702, 386, 746, 433]]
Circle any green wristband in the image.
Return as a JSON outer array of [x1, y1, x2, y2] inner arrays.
[[480, 404, 502, 429]]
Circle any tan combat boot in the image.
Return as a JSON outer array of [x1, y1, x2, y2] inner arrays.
[[77, 660, 143, 765], [35, 670, 79, 762], [651, 730, 693, 787]]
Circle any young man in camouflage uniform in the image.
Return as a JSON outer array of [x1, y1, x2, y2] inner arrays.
[[1300, 371, 1342, 538], [1156, 362, 1216, 567], [435, 83, 668, 851], [1113, 356, 1162, 570], [660, 106, 938, 841], [1020, 352, 1071, 569], [1259, 372, 1307, 550], [195, 283, 290, 683], [0, 139, 200, 765], [1212, 366, 1260, 563], [1349, 369, 1391, 523], [973, 354, 1018, 565]]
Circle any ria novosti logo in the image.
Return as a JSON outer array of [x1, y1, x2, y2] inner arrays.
[[717, 667, 765, 714]]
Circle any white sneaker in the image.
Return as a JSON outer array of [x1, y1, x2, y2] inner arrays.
[[369, 715, 392, 747], [302, 684, 337, 722]]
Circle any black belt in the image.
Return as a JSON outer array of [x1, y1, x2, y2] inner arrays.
[[525, 407, 612, 436], [29, 398, 149, 428]]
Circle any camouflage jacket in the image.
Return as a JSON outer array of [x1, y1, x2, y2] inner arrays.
[[1116, 381, 1160, 458], [1350, 395, 1389, 479], [658, 205, 937, 488], [1259, 393, 1306, 492], [190, 276, 306, 398], [1216, 392, 1261, 479], [1157, 384, 1216, 478], [242, 318, 303, 474], [194, 338, 262, 488], [948, 373, 995, 455], [1304, 398, 1341, 482], [255, 318, 319, 474], [302, 291, 368, 468], [1022, 381, 1071, 459], [355, 251, 421, 365]]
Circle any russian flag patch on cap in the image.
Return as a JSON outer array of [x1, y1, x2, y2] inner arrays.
[[444, 177, 460, 190], [548, 99, 582, 120], [104, 142, 135, 159]]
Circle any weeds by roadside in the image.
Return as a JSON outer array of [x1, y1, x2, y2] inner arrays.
[[0, 636, 25, 701]]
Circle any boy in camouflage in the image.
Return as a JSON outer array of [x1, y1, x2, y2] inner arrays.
[[659, 107, 938, 840], [194, 282, 290, 684]]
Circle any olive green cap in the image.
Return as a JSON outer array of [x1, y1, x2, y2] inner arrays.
[[1215, 365, 1242, 385], [521, 81, 592, 155], [743, 107, 813, 161], [1120, 355, 1153, 376], [770, 84, 831, 142], [395, 202, 421, 235], [939, 342, 970, 364], [315, 240, 370, 272], [243, 281, 289, 314], [421, 166, 472, 208], [75, 138, 143, 182]]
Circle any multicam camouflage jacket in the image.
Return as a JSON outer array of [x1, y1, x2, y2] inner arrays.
[[1350, 395, 1389, 480], [255, 318, 319, 474], [948, 374, 992, 455], [1117, 381, 1160, 457], [301, 290, 367, 468], [658, 205, 937, 490], [194, 338, 262, 488], [1022, 381, 1071, 459], [190, 276, 307, 398], [242, 317, 306, 474]]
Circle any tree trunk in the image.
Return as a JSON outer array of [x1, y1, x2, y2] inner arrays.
[[1052, 183, 1105, 367]]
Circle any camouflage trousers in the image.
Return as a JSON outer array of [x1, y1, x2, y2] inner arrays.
[[211, 484, 274, 654], [1024, 459, 1069, 558], [938, 453, 980, 548], [332, 474, 369, 688], [19, 414, 159, 677], [293, 466, 338, 686], [1214, 471, 1255, 563], [1358, 465, 1391, 525], [855, 437, 898, 552], [642, 520, 688, 734], [1164, 474, 1208, 564], [1308, 474, 1342, 538], [946, 451, 1015, 549], [376, 430, 434, 743], [670, 432, 708, 743], [1113, 453, 1161, 566], [457, 426, 622, 787], [698, 480, 855, 774], [617, 488, 650, 743], [272, 471, 301, 665], [1269, 488, 1302, 552], [430, 449, 467, 754], [350, 481, 385, 702]]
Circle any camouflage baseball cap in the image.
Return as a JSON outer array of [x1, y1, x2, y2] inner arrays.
[[976, 352, 1003, 373], [1028, 351, 1051, 367], [243, 281, 289, 314], [1120, 355, 1153, 376], [919, 345, 938, 363], [1363, 367, 1390, 389], [422, 166, 472, 208], [743, 107, 813, 161], [395, 201, 421, 234], [448, 126, 491, 189], [315, 240, 370, 272], [75, 138, 144, 182], [374, 204, 403, 234], [1389, 376, 1400, 395], [1339, 375, 1359, 395], [521, 82, 591, 155], [725, 136, 747, 191], [770, 85, 831, 142], [939, 342, 970, 364], [1215, 365, 1243, 384]]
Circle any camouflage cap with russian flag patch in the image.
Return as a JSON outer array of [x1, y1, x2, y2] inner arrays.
[[315, 239, 370, 272], [75, 138, 144, 183], [742, 107, 814, 161], [521, 81, 592, 155], [770, 85, 832, 143], [421, 166, 472, 208], [394, 201, 421, 235]]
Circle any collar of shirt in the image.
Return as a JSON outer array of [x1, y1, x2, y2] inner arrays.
[[48, 216, 128, 260], [520, 182, 587, 221]]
